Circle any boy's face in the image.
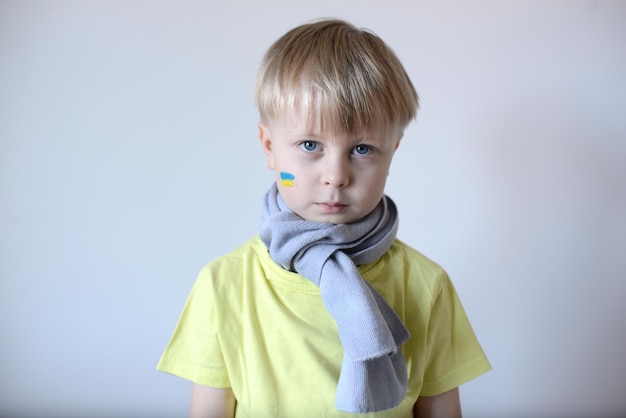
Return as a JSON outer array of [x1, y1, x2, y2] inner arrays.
[[259, 109, 402, 224]]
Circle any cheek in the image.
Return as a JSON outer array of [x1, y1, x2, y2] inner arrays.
[[369, 178, 388, 200], [364, 165, 390, 187], [361, 170, 391, 204]]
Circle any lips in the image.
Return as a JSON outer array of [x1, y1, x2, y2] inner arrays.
[[317, 202, 347, 213]]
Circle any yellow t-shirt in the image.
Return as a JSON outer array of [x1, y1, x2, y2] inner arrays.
[[157, 236, 490, 417]]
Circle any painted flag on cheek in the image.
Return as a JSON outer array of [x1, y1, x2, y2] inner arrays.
[[280, 172, 295, 187]]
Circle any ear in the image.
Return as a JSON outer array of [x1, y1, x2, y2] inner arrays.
[[258, 122, 275, 169], [394, 132, 404, 151]]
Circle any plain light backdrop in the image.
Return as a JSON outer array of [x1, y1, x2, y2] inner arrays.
[[1, 1, 625, 417]]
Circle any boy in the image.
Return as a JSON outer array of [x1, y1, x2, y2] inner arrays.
[[157, 19, 490, 417]]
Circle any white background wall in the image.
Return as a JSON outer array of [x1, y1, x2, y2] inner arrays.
[[1, 1, 625, 417]]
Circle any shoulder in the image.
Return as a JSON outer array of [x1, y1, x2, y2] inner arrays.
[[194, 236, 267, 291], [384, 239, 450, 293], [200, 236, 266, 271], [187, 236, 270, 325], [388, 239, 446, 275], [362, 238, 451, 310]]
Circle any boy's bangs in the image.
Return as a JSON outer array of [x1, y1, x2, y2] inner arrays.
[[266, 75, 394, 137]]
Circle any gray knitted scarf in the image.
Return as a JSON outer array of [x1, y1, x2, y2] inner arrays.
[[259, 184, 410, 413]]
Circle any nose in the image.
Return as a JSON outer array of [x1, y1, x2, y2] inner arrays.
[[321, 155, 350, 188]]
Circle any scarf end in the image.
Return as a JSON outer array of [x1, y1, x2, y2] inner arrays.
[[335, 349, 408, 413]]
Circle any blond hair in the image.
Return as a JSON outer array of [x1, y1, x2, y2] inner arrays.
[[256, 19, 419, 136]]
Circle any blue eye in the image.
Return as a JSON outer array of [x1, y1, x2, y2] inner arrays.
[[300, 141, 319, 152], [354, 144, 372, 155]]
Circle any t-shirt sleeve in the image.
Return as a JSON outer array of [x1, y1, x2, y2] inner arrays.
[[156, 266, 231, 388], [419, 271, 491, 396]]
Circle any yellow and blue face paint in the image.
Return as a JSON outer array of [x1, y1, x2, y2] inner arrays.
[[280, 172, 295, 187]]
